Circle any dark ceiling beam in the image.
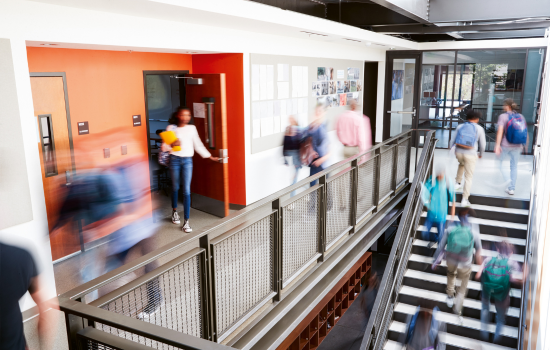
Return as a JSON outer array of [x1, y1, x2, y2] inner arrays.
[[372, 21, 550, 34], [366, 0, 430, 24]]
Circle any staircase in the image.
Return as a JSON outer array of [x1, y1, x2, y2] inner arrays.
[[384, 194, 529, 350]]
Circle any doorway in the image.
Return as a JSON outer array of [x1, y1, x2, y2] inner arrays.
[[144, 71, 230, 217], [30, 73, 79, 262], [383, 52, 421, 141]]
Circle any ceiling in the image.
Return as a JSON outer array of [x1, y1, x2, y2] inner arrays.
[[248, 0, 550, 42]]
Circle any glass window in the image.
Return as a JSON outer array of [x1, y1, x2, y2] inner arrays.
[[39, 114, 57, 177], [522, 48, 546, 124]]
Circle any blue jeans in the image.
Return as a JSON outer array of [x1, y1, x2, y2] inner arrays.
[[309, 163, 325, 187], [422, 218, 445, 243], [284, 150, 302, 197], [170, 155, 193, 219], [481, 292, 509, 343], [499, 147, 521, 191]]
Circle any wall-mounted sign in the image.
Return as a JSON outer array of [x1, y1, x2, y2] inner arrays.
[[133, 114, 141, 127], [78, 121, 89, 135]]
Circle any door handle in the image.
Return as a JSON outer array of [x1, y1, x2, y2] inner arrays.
[[65, 170, 72, 186], [218, 149, 229, 163], [387, 109, 416, 116]]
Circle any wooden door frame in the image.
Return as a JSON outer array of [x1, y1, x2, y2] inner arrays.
[[382, 51, 422, 141], [30, 72, 76, 174]]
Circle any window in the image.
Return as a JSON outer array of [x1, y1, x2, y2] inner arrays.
[[39, 114, 58, 177]]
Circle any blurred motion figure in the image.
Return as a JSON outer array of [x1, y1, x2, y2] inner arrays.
[[283, 115, 304, 196], [335, 99, 372, 161], [421, 168, 455, 248], [400, 299, 446, 350]]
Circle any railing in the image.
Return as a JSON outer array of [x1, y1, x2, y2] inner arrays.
[[59, 129, 425, 350], [359, 130, 437, 350]]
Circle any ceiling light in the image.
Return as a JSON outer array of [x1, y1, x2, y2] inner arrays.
[[40, 43, 57, 46], [343, 38, 361, 43], [300, 31, 328, 37]]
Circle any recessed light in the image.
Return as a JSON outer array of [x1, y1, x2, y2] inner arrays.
[[40, 43, 57, 46]]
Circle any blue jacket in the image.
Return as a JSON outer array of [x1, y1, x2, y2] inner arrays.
[[421, 176, 455, 223]]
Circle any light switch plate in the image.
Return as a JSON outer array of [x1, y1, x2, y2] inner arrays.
[[104, 148, 110, 158], [121, 145, 127, 155]]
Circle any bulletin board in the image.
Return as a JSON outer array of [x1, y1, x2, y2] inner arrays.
[[250, 54, 364, 154]]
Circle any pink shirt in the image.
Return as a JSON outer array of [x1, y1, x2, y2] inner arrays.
[[336, 110, 372, 155]]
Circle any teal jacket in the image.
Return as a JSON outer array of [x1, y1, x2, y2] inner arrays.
[[421, 176, 455, 223]]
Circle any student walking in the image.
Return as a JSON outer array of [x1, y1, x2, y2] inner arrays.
[[335, 99, 372, 161], [421, 168, 456, 248], [400, 300, 446, 350], [306, 104, 331, 186], [432, 208, 482, 324], [451, 110, 486, 207], [283, 115, 304, 196], [164, 107, 219, 232], [495, 99, 528, 195], [476, 239, 524, 343]]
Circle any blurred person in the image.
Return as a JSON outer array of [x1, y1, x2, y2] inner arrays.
[[283, 115, 304, 197], [306, 103, 331, 187], [476, 238, 524, 343], [163, 107, 219, 232], [400, 299, 446, 350], [495, 99, 528, 196], [432, 208, 482, 324], [421, 168, 456, 248], [335, 99, 372, 161], [0, 242, 58, 350], [451, 109, 486, 207], [360, 272, 379, 319]]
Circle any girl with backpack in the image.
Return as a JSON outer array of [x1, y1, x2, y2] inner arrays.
[[495, 99, 528, 196], [476, 239, 523, 344], [400, 300, 446, 350]]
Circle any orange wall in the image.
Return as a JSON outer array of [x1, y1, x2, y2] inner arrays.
[[192, 53, 246, 205]]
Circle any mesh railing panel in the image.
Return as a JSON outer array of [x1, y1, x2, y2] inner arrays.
[[282, 190, 319, 283], [99, 255, 202, 344], [84, 340, 118, 350], [379, 149, 395, 200], [212, 214, 274, 337], [93, 325, 181, 350], [356, 157, 376, 221], [395, 138, 410, 186], [326, 172, 352, 246]]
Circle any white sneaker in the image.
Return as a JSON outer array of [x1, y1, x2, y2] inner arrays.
[[171, 211, 180, 224], [460, 198, 471, 207], [182, 219, 192, 233], [454, 183, 463, 191], [505, 188, 515, 195], [446, 295, 454, 308], [457, 315, 464, 325]]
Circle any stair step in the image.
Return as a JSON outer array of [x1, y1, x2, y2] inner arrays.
[[455, 193, 529, 210], [399, 285, 520, 318], [420, 213, 527, 231], [417, 226, 526, 247], [412, 239, 525, 263], [408, 254, 524, 277], [451, 202, 528, 224], [403, 269, 522, 299], [385, 325, 515, 350], [451, 202, 529, 216], [393, 302, 518, 339]]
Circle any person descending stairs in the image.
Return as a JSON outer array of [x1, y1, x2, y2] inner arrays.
[[384, 194, 528, 350]]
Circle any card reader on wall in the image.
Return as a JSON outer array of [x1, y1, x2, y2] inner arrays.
[[170, 75, 203, 85]]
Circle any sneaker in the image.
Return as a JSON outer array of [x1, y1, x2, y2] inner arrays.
[[505, 188, 515, 195], [182, 219, 192, 233], [457, 315, 464, 325], [454, 183, 463, 191], [460, 198, 471, 207], [171, 211, 180, 224], [446, 295, 454, 308]]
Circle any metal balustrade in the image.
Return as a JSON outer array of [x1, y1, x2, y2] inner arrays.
[[59, 129, 427, 350]]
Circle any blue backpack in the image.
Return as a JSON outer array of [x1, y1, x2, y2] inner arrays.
[[455, 122, 477, 149], [505, 112, 527, 144]]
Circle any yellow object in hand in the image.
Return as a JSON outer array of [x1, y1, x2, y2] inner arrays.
[[160, 131, 181, 151]]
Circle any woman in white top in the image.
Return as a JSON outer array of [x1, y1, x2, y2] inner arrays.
[[163, 107, 218, 232]]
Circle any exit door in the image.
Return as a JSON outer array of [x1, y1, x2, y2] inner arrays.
[[30, 73, 79, 261], [187, 74, 230, 217], [383, 52, 421, 141]]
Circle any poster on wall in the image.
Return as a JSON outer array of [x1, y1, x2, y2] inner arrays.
[[321, 82, 328, 95], [317, 67, 327, 81], [347, 67, 359, 80], [329, 81, 337, 94], [392, 70, 404, 100], [357, 80, 363, 92], [337, 81, 345, 93], [346, 93, 354, 105], [344, 81, 351, 93], [350, 80, 357, 92], [339, 93, 347, 106], [312, 82, 321, 97], [337, 70, 345, 79]]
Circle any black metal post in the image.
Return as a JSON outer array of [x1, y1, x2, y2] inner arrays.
[[272, 199, 282, 301], [372, 148, 381, 213], [200, 235, 216, 342], [350, 159, 359, 232], [318, 175, 327, 261]]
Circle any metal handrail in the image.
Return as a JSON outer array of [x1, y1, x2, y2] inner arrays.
[[59, 128, 423, 350], [359, 131, 436, 350]]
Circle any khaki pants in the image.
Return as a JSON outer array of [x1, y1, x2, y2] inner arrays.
[[343, 146, 359, 159], [455, 153, 477, 201], [447, 261, 472, 315]]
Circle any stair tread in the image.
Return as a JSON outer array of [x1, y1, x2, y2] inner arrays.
[[417, 226, 527, 246], [393, 303, 518, 338], [420, 213, 527, 230], [413, 239, 525, 262], [399, 285, 520, 317], [451, 202, 529, 215], [386, 326, 516, 350], [404, 269, 522, 298], [409, 254, 524, 279]]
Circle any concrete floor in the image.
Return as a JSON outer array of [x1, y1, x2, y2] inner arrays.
[[317, 253, 389, 350]]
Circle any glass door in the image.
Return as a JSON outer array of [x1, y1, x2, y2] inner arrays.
[[384, 52, 421, 140]]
